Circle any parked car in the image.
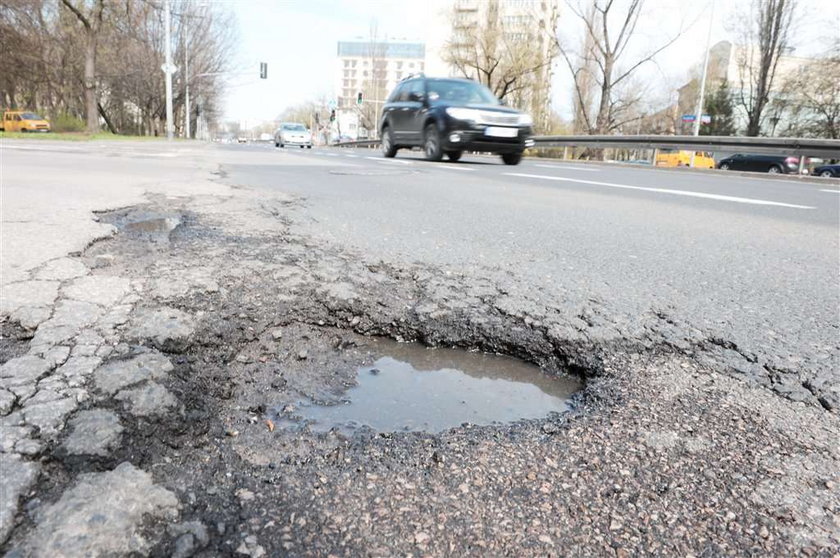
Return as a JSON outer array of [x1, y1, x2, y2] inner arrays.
[[275, 122, 312, 148], [812, 163, 840, 178], [379, 75, 534, 165], [717, 153, 800, 174], [655, 149, 715, 169], [1, 110, 50, 132]]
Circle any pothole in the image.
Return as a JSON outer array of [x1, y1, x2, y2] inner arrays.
[[97, 208, 183, 242], [280, 338, 581, 434]]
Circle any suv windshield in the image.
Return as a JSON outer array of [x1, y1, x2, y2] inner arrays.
[[426, 79, 498, 105], [283, 124, 306, 131], [21, 112, 43, 120]]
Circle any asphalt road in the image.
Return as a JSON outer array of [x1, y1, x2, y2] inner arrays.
[[224, 143, 840, 390], [3, 139, 839, 555]]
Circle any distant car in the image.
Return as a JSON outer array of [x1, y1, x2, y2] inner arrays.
[[717, 153, 800, 174], [236, 136, 248, 143], [812, 164, 840, 178], [275, 123, 312, 148], [655, 149, 715, 169], [379, 75, 534, 165], [1, 110, 50, 132]]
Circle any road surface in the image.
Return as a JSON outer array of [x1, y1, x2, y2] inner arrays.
[[1, 139, 838, 556]]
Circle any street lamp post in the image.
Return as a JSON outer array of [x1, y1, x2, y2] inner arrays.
[[185, 47, 190, 139], [164, 0, 174, 140], [690, 0, 715, 167]]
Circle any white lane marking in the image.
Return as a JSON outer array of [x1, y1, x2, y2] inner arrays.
[[344, 154, 359, 158], [820, 189, 840, 193], [534, 163, 600, 172], [504, 173, 815, 209], [437, 164, 475, 171], [366, 156, 413, 165], [325, 153, 339, 157]]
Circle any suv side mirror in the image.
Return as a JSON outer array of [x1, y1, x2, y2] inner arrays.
[[408, 92, 425, 103], [499, 98, 508, 106]]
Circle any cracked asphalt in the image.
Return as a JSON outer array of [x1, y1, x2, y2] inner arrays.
[[1, 140, 838, 557]]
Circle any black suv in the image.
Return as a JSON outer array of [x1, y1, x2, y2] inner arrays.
[[717, 153, 801, 174], [379, 76, 534, 165]]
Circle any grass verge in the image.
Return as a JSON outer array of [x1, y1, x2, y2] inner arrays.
[[0, 131, 171, 142]]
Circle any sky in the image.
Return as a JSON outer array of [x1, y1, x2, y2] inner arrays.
[[221, 0, 840, 125]]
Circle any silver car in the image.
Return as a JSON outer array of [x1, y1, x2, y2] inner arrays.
[[274, 122, 312, 148]]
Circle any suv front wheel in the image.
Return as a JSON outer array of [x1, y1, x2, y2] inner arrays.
[[382, 126, 397, 158], [501, 152, 522, 165], [424, 124, 443, 162]]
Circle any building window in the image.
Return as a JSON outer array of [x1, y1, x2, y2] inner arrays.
[[409, 62, 414, 69], [351, 60, 357, 68], [397, 61, 403, 69], [344, 60, 350, 68]]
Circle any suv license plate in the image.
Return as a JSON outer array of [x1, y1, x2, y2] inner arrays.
[[485, 127, 518, 138]]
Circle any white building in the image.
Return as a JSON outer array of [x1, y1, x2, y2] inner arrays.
[[335, 40, 425, 108]]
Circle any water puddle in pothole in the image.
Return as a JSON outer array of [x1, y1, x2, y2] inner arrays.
[[284, 339, 581, 434], [99, 209, 182, 242]]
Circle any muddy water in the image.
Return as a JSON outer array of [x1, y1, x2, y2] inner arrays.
[[98, 208, 182, 242], [293, 339, 581, 434]]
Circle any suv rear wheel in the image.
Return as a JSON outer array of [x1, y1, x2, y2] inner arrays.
[[381, 126, 397, 158], [446, 151, 462, 162], [424, 124, 443, 162], [768, 164, 782, 174], [501, 152, 522, 165]]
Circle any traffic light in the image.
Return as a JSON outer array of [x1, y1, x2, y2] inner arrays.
[[329, 109, 336, 122], [259, 62, 267, 79], [357, 92, 363, 105]]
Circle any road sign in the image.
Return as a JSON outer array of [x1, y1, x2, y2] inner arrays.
[[683, 114, 712, 124], [328, 99, 337, 109], [161, 63, 178, 74], [259, 62, 267, 79]]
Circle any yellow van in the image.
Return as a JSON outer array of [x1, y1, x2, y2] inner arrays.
[[655, 149, 714, 169], [1, 110, 51, 132]]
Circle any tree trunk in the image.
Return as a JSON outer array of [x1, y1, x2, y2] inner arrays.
[[83, 33, 97, 133], [97, 101, 117, 134]]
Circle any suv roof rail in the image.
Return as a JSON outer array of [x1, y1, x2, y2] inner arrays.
[[400, 72, 425, 82]]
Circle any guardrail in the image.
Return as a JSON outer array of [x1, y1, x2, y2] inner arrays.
[[334, 135, 840, 158]]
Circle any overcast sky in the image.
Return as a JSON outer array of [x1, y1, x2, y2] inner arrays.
[[221, 0, 839, 124]]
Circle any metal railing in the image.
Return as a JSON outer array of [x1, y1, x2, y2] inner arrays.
[[334, 134, 840, 158]]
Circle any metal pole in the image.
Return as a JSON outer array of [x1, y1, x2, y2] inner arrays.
[[185, 49, 190, 139], [690, 0, 714, 167], [164, 0, 174, 140]]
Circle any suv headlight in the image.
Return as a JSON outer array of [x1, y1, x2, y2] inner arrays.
[[518, 114, 533, 126], [446, 107, 482, 121]]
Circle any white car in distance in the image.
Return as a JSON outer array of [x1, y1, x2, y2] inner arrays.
[[274, 122, 312, 148]]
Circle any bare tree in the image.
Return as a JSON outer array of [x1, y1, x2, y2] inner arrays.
[[60, 0, 106, 133], [776, 44, 840, 138], [357, 22, 388, 138], [734, 0, 796, 136], [443, 0, 555, 128], [556, 0, 683, 135]]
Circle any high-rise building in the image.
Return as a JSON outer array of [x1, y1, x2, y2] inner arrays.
[[335, 40, 425, 108], [334, 40, 425, 139]]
